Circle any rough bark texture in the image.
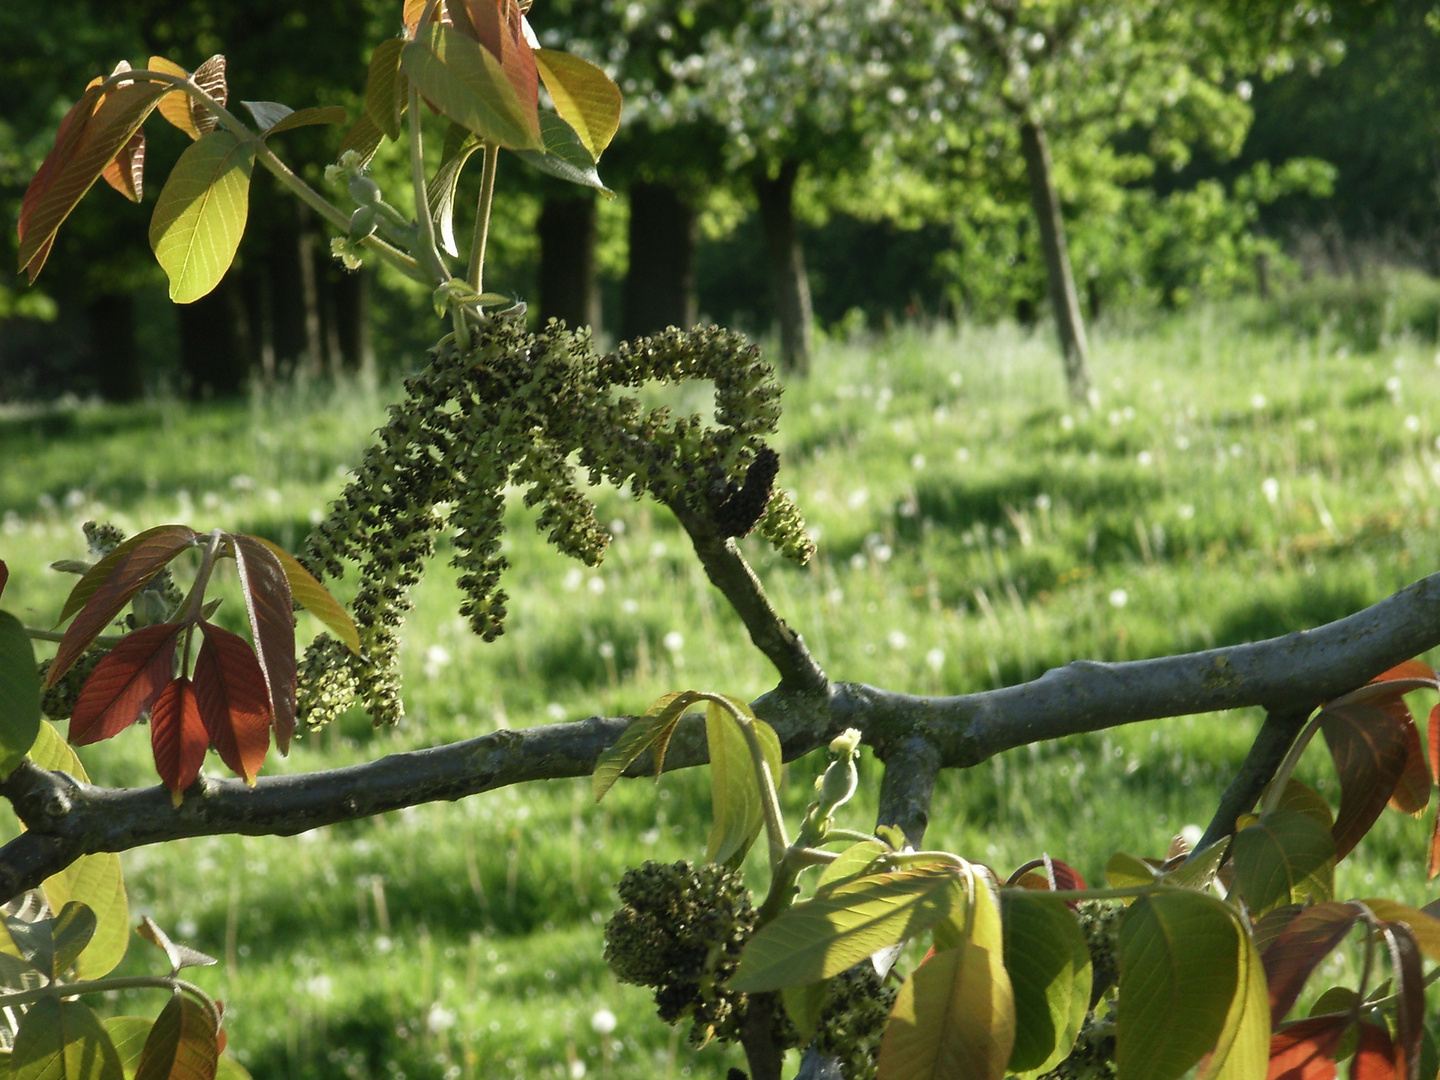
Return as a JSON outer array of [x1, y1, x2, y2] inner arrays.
[[538, 192, 601, 332], [1019, 118, 1093, 406], [623, 181, 697, 338], [753, 158, 814, 375]]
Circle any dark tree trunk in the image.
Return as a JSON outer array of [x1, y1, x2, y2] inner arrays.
[[296, 210, 325, 377], [538, 192, 601, 332], [622, 181, 696, 339], [177, 280, 247, 399], [268, 213, 308, 375], [1019, 118, 1093, 406], [86, 293, 141, 402], [332, 267, 373, 375], [752, 158, 814, 376]]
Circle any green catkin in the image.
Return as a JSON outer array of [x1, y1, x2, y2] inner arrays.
[[296, 316, 813, 728]]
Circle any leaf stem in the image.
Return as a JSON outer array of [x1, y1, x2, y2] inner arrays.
[[110, 69, 428, 285], [407, 82, 450, 284], [467, 143, 500, 293], [25, 628, 123, 648], [1259, 710, 1323, 817]]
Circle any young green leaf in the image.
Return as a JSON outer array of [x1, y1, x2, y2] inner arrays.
[[781, 980, 829, 1042], [49, 525, 197, 688], [533, 49, 621, 158], [1001, 892, 1091, 1077], [48, 902, 97, 977], [149, 56, 201, 139], [247, 537, 360, 655], [401, 24, 543, 151], [1104, 851, 1156, 889], [0, 610, 41, 778], [1275, 777, 1334, 827], [933, 864, 1000, 953], [150, 130, 257, 304], [12, 998, 124, 1080], [68, 623, 182, 746], [337, 111, 384, 169], [18, 80, 170, 281], [149, 677, 208, 804], [730, 864, 962, 992], [428, 124, 484, 257], [592, 690, 701, 801], [1115, 892, 1240, 1080], [257, 104, 347, 137], [875, 942, 1015, 1080], [364, 38, 408, 140], [1261, 901, 1364, 1023], [1197, 914, 1268, 1080], [29, 720, 88, 779], [194, 622, 271, 785], [4, 913, 55, 978], [704, 700, 779, 867], [134, 995, 218, 1080], [42, 850, 128, 980], [229, 535, 297, 753], [516, 112, 613, 195], [103, 1017, 156, 1080], [816, 840, 890, 891], [1231, 808, 1335, 916]]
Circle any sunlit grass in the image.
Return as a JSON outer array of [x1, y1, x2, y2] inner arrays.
[[3, 305, 1440, 1077]]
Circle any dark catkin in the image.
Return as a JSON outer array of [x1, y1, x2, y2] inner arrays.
[[295, 316, 813, 729]]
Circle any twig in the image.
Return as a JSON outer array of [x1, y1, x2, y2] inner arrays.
[[1192, 706, 1314, 853]]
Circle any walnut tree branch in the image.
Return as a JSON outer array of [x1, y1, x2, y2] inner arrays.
[[1, 569, 1438, 902]]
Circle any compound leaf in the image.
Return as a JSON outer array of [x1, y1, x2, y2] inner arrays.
[[134, 995, 217, 1080], [42, 851, 128, 980], [533, 48, 620, 157], [229, 535, 296, 753], [69, 623, 181, 746], [1002, 891, 1091, 1077], [593, 690, 700, 801], [149, 677, 207, 804], [248, 537, 359, 655], [193, 622, 270, 785], [12, 998, 123, 1080], [1232, 808, 1335, 916], [401, 23, 542, 150], [1261, 901, 1364, 1023]]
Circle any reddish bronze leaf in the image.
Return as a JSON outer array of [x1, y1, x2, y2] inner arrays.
[[69, 622, 181, 745], [150, 677, 208, 803], [1252, 903, 1305, 956], [1320, 701, 1413, 859], [48, 525, 197, 689], [1348, 1023, 1396, 1080], [100, 130, 145, 202], [1387, 708, 1430, 815], [1006, 855, 1086, 892], [17, 80, 169, 281], [457, 0, 539, 114], [229, 535, 297, 753], [1261, 901, 1364, 1023], [193, 622, 270, 785], [1266, 1016, 1347, 1080], [0, 559, 8, 601], [188, 55, 227, 137], [1381, 924, 1423, 1080], [134, 992, 218, 1080], [1370, 659, 1438, 685]]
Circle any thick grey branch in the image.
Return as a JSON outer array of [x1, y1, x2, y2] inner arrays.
[[669, 501, 829, 697], [1193, 706, 1313, 854], [875, 737, 942, 848], [2, 570, 1438, 902]]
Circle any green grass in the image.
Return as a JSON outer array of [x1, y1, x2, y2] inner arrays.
[[4, 304, 1440, 1079]]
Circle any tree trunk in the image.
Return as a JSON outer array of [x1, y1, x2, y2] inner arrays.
[[538, 192, 601, 333], [332, 266, 374, 376], [86, 292, 141, 402], [1018, 118, 1094, 406], [752, 158, 814, 376], [622, 181, 696, 339]]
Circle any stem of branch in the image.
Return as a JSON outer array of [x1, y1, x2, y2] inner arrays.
[[467, 143, 500, 293], [1193, 705, 1313, 852], [875, 736, 941, 848]]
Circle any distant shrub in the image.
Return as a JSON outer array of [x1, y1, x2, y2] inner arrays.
[[1251, 267, 1440, 350]]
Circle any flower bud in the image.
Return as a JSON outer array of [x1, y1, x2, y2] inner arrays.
[[348, 175, 382, 206], [829, 728, 862, 756], [816, 755, 858, 815], [348, 205, 378, 242]]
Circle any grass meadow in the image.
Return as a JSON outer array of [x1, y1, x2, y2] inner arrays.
[[3, 304, 1440, 1079]]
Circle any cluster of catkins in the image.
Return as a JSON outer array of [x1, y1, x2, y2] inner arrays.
[[296, 316, 813, 728], [604, 860, 896, 1079]]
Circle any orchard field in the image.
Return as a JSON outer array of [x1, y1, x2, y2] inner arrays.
[[3, 305, 1440, 1080]]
